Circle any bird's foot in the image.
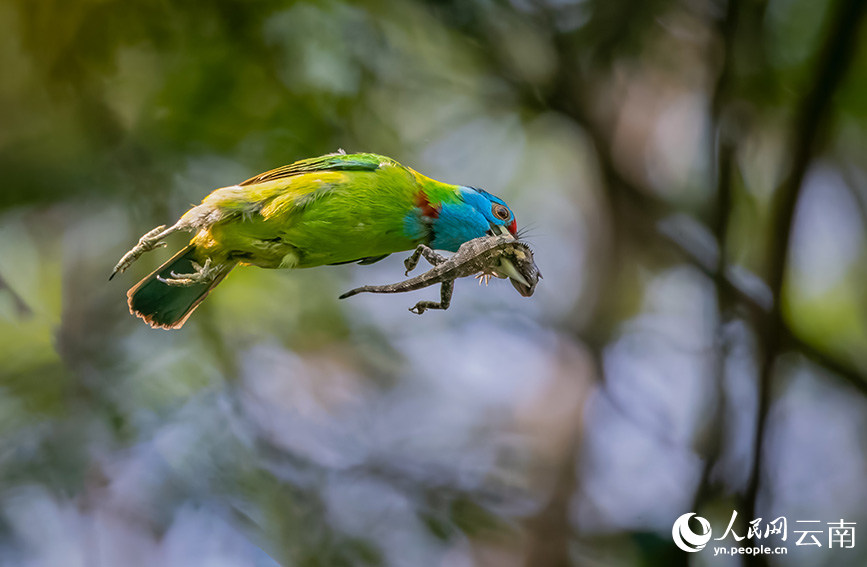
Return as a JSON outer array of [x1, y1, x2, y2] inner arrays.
[[111, 225, 169, 279], [157, 259, 219, 286]]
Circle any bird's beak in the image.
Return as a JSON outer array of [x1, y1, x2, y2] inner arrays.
[[489, 223, 514, 238], [496, 258, 534, 297]]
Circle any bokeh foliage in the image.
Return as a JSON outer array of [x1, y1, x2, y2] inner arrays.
[[1, 0, 866, 566]]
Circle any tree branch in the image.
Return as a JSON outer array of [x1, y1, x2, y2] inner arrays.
[[743, 1, 867, 562], [691, 0, 742, 523]]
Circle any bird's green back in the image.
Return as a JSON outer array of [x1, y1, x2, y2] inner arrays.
[[186, 153, 463, 269]]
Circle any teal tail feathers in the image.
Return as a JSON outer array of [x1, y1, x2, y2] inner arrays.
[[127, 246, 231, 330]]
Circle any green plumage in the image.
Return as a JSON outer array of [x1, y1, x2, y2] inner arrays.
[[188, 153, 456, 268]]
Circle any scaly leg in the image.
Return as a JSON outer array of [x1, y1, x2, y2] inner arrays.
[[409, 280, 454, 314], [157, 258, 223, 287], [111, 222, 190, 279], [404, 244, 446, 275]]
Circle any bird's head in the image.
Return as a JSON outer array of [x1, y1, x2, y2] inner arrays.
[[461, 187, 518, 238], [419, 186, 519, 252]]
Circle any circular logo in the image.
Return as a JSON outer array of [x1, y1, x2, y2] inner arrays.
[[672, 513, 712, 553]]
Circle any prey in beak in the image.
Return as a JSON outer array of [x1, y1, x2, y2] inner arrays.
[[482, 223, 541, 297], [340, 233, 541, 314], [486, 237, 541, 298], [496, 257, 540, 297]]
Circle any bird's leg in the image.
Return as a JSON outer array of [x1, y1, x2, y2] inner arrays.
[[111, 221, 190, 279], [404, 244, 446, 275], [157, 258, 222, 287], [409, 280, 454, 315]]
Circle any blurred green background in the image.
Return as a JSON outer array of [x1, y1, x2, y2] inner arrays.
[[1, 0, 866, 565]]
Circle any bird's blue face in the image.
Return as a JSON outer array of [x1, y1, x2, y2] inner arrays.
[[463, 187, 518, 236], [430, 186, 518, 252]]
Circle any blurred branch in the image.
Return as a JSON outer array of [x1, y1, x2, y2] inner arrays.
[[691, 0, 742, 522], [524, 457, 576, 567], [743, 0, 867, 557], [541, 6, 867, 560], [428, 3, 867, 563], [838, 161, 867, 239], [524, 390, 582, 567], [550, 87, 867, 398], [525, 6, 867, 394], [658, 226, 867, 397], [0, 272, 31, 317]]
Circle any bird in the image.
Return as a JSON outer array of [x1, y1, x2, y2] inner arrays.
[[111, 151, 520, 329]]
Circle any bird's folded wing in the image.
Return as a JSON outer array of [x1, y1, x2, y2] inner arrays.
[[238, 153, 389, 186]]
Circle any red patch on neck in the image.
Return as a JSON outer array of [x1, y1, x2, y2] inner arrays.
[[415, 191, 439, 219], [508, 219, 517, 235]]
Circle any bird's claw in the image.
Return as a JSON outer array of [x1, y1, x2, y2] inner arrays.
[[111, 225, 169, 279], [157, 259, 218, 286]]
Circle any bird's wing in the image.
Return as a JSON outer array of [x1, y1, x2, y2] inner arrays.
[[328, 254, 391, 266], [238, 153, 390, 187]]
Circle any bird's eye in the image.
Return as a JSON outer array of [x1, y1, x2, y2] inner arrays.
[[492, 203, 510, 221]]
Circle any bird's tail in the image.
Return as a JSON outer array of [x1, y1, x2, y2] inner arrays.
[[126, 245, 232, 329]]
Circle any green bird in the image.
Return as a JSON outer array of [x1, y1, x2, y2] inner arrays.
[[111, 151, 522, 329]]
